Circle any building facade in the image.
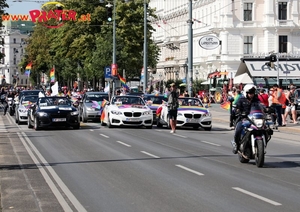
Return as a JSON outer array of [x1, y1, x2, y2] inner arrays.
[[149, 0, 300, 87], [0, 20, 33, 86]]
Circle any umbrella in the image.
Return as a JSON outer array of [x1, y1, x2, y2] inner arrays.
[[179, 83, 187, 87]]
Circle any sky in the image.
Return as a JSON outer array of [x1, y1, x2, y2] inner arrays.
[[5, 0, 44, 14]]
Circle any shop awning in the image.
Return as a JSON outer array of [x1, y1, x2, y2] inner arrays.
[[233, 73, 253, 84], [201, 80, 211, 85]]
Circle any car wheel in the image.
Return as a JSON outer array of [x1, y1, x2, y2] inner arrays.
[[204, 127, 212, 131], [34, 117, 41, 131], [27, 116, 33, 129], [73, 124, 80, 130], [82, 111, 87, 123]]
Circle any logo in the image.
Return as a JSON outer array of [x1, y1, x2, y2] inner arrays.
[[2, 1, 91, 28], [199, 35, 220, 50]]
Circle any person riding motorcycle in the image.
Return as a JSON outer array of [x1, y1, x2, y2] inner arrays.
[[3, 90, 15, 115], [232, 84, 260, 154]]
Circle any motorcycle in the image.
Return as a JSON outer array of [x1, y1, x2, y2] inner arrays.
[[7, 97, 15, 116], [231, 103, 273, 167]]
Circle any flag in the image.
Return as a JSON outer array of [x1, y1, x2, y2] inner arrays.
[[220, 101, 231, 110], [24, 70, 30, 76], [118, 74, 130, 91], [25, 62, 32, 70], [104, 83, 110, 93], [51, 81, 58, 96], [233, 94, 242, 105], [50, 67, 55, 82]]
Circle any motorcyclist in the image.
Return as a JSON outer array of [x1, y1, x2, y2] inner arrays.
[[232, 84, 260, 154], [3, 90, 15, 115]]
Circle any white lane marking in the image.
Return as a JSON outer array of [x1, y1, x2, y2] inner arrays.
[[100, 133, 109, 138], [176, 165, 204, 176], [17, 133, 73, 211], [90, 129, 94, 131], [116, 141, 131, 147], [200, 140, 221, 147], [21, 132, 87, 212], [173, 134, 187, 138], [141, 151, 160, 158], [232, 187, 282, 206], [155, 130, 163, 132]]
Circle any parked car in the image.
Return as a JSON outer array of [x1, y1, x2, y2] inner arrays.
[[143, 94, 168, 122], [101, 95, 153, 128], [15, 95, 38, 125], [157, 97, 212, 131], [27, 96, 80, 130], [79, 92, 109, 122]]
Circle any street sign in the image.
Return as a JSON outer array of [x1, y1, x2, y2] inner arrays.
[[104, 66, 112, 80]]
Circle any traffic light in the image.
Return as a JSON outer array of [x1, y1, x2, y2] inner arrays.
[[270, 54, 277, 62], [265, 54, 276, 68], [107, 7, 113, 22]]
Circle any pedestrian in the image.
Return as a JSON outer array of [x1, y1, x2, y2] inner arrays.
[[167, 83, 179, 133], [271, 84, 285, 127], [284, 84, 298, 124], [257, 89, 269, 107]]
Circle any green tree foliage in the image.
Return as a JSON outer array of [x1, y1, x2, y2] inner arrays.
[[22, 0, 160, 86], [0, 0, 9, 60]]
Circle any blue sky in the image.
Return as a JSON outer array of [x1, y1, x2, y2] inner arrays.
[[5, 0, 43, 14]]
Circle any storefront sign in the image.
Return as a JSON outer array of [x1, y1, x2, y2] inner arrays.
[[245, 61, 300, 78], [199, 36, 220, 50]]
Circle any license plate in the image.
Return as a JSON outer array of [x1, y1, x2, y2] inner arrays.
[[52, 118, 66, 122], [126, 118, 140, 121], [186, 118, 199, 123]]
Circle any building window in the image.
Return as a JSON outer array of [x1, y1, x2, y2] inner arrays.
[[244, 3, 252, 21], [13, 38, 16, 44], [279, 36, 288, 53], [21, 79, 23, 84], [13, 58, 16, 64], [278, 2, 287, 20], [244, 36, 253, 54]]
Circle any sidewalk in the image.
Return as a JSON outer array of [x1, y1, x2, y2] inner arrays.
[[209, 104, 300, 133]]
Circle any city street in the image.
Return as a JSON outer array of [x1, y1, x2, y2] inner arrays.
[[0, 108, 300, 212]]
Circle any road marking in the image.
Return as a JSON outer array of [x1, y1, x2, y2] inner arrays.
[[141, 151, 160, 158], [200, 140, 221, 146], [155, 130, 163, 132], [116, 141, 131, 147], [20, 132, 87, 212], [176, 165, 204, 176], [90, 129, 94, 131], [100, 133, 109, 138], [232, 187, 282, 206], [173, 134, 187, 138]]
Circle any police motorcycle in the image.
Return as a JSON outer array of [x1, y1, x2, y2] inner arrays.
[[230, 102, 273, 168]]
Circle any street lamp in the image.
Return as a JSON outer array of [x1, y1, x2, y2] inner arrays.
[[187, 0, 194, 97]]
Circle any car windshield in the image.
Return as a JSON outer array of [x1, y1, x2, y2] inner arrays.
[[20, 90, 40, 98], [179, 98, 203, 107], [112, 96, 145, 105], [21, 96, 38, 105], [85, 94, 108, 103], [144, 95, 167, 104], [39, 97, 72, 106], [295, 89, 300, 99]]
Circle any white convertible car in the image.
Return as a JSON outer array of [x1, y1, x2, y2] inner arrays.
[[101, 95, 153, 128], [157, 97, 212, 131], [15, 95, 39, 125]]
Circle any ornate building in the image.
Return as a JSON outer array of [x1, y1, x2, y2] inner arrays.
[[150, 0, 300, 87]]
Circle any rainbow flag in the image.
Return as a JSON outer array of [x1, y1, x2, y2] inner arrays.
[[25, 62, 32, 70], [233, 94, 242, 105], [50, 68, 55, 82], [118, 74, 130, 91], [24, 70, 30, 76], [221, 101, 231, 110]]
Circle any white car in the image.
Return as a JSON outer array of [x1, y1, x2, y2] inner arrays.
[[101, 95, 153, 128], [15, 95, 38, 125], [157, 97, 212, 131]]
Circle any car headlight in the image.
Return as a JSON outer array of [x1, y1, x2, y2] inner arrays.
[[18, 109, 27, 113], [142, 110, 152, 115], [87, 107, 95, 111], [177, 113, 183, 116], [71, 111, 79, 116], [203, 112, 211, 117], [37, 112, 48, 117], [111, 110, 122, 115]]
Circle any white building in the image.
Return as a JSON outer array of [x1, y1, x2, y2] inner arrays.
[[150, 0, 300, 87], [0, 20, 32, 86]]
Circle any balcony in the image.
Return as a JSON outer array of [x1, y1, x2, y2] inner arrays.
[[275, 19, 294, 27]]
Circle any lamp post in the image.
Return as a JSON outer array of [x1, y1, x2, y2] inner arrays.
[[187, 0, 194, 97]]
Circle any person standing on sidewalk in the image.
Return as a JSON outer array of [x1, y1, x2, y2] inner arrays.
[[167, 83, 179, 133], [271, 84, 284, 127], [284, 84, 298, 124]]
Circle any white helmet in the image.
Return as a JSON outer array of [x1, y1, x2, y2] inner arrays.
[[243, 84, 256, 96]]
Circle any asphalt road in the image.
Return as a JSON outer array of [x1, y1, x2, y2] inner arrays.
[[1, 111, 300, 212]]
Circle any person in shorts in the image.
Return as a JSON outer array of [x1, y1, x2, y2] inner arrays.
[[284, 85, 298, 124]]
